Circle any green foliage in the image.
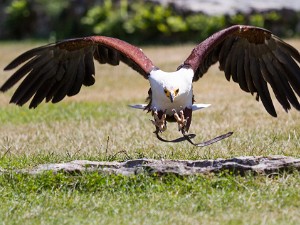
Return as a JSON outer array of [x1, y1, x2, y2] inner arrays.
[[35, 0, 68, 18], [81, 1, 299, 43], [125, 3, 173, 35], [5, 0, 31, 38], [5, 0, 29, 18], [249, 14, 264, 27], [2, 0, 300, 42], [185, 14, 226, 41], [81, 0, 126, 37], [265, 11, 281, 21], [82, 1, 225, 43], [125, 2, 181, 42], [4, 0, 69, 39], [229, 13, 246, 25]]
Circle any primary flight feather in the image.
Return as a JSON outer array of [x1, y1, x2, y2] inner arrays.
[[1, 25, 300, 136]]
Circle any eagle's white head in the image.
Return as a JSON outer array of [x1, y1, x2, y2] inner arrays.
[[163, 86, 179, 103], [148, 68, 194, 115]]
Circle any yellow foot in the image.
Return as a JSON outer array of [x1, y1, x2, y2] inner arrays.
[[172, 109, 189, 133], [151, 108, 167, 133]]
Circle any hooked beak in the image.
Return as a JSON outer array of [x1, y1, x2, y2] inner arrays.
[[170, 92, 175, 103]]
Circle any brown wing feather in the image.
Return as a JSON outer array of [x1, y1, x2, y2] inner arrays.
[[181, 25, 300, 117], [1, 36, 155, 108]]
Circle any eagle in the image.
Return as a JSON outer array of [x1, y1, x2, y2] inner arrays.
[[1, 25, 300, 146]]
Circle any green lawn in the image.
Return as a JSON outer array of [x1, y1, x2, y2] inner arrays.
[[1, 171, 300, 225], [0, 41, 300, 224]]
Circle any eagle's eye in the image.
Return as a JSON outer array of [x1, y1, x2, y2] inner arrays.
[[175, 88, 179, 95], [164, 89, 170, 98]]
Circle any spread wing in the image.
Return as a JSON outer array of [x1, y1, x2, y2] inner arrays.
[[0, 36, 156, 108], [182, 25, 300, 117]]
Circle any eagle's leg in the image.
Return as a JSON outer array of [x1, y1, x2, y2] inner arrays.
[[172, 108, 192, 134], [151, 108, 167, 133]]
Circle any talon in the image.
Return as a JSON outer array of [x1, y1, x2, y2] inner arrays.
[[173, 109, 188, 133], [151, 108, 167, 133]]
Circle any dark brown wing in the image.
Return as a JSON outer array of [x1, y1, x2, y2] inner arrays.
[[181, 25, 300, 117], [0, 36, 156, 108]]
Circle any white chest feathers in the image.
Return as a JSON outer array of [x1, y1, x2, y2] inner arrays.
[[148, 68, 194, 115]]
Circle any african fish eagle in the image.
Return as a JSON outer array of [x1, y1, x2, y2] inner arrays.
[[1, 25, 300, 144]]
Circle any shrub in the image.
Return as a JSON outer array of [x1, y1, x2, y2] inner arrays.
[[5, 0, 33, 39], [2, 0, 300, 42]]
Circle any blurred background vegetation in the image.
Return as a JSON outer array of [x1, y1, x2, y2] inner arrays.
[[0, 0, 300, 44]]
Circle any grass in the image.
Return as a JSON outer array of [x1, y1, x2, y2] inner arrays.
[[0, 40, 300, 224], [1, 172, 300, 225]]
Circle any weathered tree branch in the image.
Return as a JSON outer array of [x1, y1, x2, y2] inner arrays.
[[2, 155, 300, 176]]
